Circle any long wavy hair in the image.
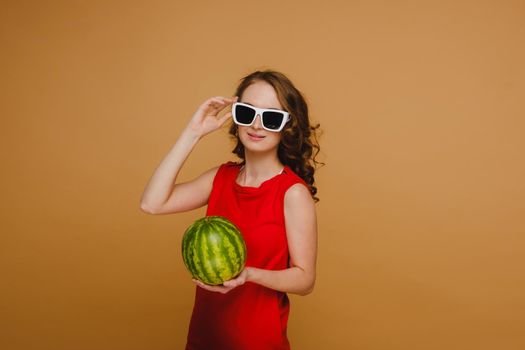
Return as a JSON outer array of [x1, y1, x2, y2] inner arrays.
[[228, 70, 324, 202]]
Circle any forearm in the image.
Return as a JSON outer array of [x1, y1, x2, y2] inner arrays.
[[247, 266, 315, 296], [140, 128, 200, 210]]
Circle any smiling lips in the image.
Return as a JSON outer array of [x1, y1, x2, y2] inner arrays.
[[247, 132, 265, 140]]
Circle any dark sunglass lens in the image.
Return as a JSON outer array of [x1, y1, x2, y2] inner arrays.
[[262, 111, 284, 130], [235, 105, 256, 124]]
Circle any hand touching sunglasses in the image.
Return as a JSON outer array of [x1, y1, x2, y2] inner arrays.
[[232, 102, 291, 132]]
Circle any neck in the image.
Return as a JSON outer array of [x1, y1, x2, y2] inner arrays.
[[241, 150, 284, 181]]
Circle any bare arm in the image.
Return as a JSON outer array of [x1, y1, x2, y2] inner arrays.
[[140, 95, 238, 215], [193, 183, 318, 295], [247, 183, 317, 295]]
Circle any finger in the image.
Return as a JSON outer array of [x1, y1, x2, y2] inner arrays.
[[213, 96, 236, 101], [221, 96, 238, 104], [223, 277, 243, 288], [199, 97, 225, 112], [212, 101, 235, 119], [217, 111, 232, 127], [209, 98, 226, 109], [205, 95, 234, 105], [208, 98, 231, 114], [203, 284, 227, 293], [223, 280, 236, 288], [212, 96, 238, 107], [193, 279, 209, 288], [193, 279, 210, 289], [193, 279, 226, 292], [211, 97, 227, 104], [192, 279, 203, 287]]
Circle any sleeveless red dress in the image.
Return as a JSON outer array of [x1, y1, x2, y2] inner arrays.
[[185, 161, 308, 350]]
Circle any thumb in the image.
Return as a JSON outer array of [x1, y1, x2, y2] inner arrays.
[[217, 111, 233, 127], [223, 280, 233, 287], [223, 279, 238, 288]]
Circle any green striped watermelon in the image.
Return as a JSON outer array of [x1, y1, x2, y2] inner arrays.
[[181, 215, 247, 285]]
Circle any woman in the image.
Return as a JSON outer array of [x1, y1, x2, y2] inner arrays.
[[140, 70, 322, 349]]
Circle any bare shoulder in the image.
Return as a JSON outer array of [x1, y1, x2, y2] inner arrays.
[[284, 183, 314, 205]]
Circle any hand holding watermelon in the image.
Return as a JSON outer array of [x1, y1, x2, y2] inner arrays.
[[182, 216, 247, 286], [192, 267, 251, 294]]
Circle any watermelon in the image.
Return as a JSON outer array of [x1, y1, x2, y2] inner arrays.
[[181, 215, 247, 285]]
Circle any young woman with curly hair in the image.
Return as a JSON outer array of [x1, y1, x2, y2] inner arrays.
[[140, 69, 323, 350]]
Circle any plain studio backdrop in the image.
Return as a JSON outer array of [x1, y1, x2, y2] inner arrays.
[[1, 0, 524, 349]]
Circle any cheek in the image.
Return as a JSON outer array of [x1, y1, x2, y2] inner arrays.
[[265, 133, 282, 147], [238, 127, 249, 141], [271, 133, 282, 143]]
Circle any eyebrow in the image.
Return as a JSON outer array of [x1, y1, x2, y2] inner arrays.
[[242, 101, 282, 110]]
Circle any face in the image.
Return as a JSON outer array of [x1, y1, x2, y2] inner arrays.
[[237, 81, 285, 155]]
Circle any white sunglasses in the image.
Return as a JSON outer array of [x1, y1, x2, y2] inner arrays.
[[232, 102, 291, 132]]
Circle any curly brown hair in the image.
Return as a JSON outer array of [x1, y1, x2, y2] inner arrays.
[[228, 70, 324, 202]]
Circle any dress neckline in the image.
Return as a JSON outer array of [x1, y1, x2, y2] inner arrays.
[[233, 164, 287, 192]]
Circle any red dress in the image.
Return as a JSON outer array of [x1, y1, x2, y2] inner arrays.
[[185, 161, 308, 350]]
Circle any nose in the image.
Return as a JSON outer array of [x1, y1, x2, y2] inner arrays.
[[251, 114, 263, 129]]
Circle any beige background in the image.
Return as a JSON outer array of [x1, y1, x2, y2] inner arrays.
[[1, 0, 524, 349]]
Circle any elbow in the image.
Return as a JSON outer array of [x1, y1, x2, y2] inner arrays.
[[140, 202, 157, 215], [301, 283, 315, 296], [298, 276, 316, 296]]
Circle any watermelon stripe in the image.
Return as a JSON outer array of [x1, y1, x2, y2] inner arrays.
[[196, 225, 213, 284], [200, 227, 212, 284], [226, 222, 246, 273], [192, 224, 208, 283], [223, 221, 246, 265], [195, 223, 209, 282], [190, 221, 206, 279], [213, 223, 237, 278], [186, 226, 200, 278], [182, 223, 195, 275], [211, 225, 234, 282], [203, 228, 223, 284]]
